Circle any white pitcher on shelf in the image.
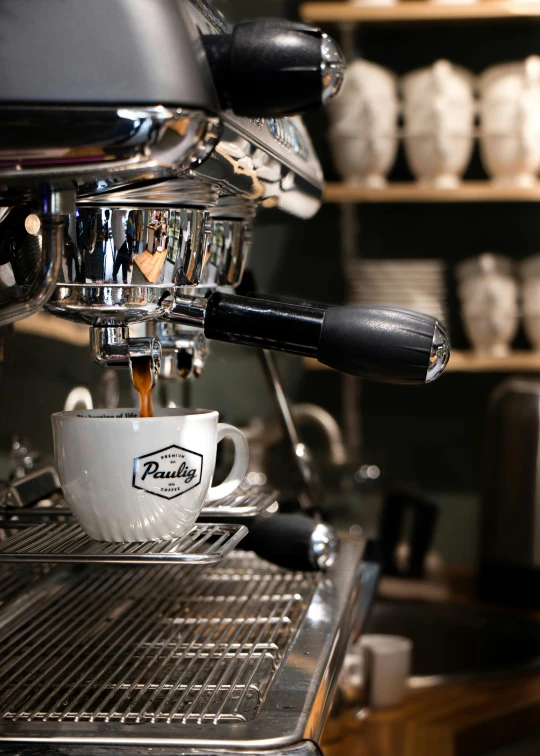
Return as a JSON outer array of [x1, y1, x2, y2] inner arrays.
[[456, 253, 519, 357], [479, 56, 540, 187], [327, 59, 398, 188], [519, 254, 540, 350], [402, 60, 475, 188]]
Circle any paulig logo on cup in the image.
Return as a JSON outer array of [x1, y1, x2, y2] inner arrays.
[[133, 445, 203, 500]]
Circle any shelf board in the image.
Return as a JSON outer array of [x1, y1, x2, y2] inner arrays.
[[13, 312, 88, 347], [447, 350, 540, 371], [304, 350, 540, 373], [300, 1, 540, 24], [323, 181, 540, 203]]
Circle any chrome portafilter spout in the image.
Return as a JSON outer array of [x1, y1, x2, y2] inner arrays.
[[45, 197, 256, 386], [90, 326, 162, 390], [150, 322, 208, 381]]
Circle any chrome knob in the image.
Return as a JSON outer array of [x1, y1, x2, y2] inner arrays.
[[426, 322, 451, 383], [321, 33, 345, 103]]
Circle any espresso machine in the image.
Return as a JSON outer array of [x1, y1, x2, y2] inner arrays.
[[0, 1, 449, 753]]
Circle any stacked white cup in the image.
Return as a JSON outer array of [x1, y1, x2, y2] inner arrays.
[[479, 56, 540, 187], [402, 60, 475, 188], [519, 255, 540, 349], [456, 253, 519, 356], [327, 59, 399, 188]]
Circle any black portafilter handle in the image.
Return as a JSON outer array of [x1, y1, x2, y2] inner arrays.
[[203, 293, 450, 385], [240, 514, 338, 571]]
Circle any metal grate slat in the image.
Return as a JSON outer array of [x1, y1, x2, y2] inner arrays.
[[0, 564, 48, 610], [0, 487, 279, 529], [200, 487, 279, 518], [0, 522, 247, 564]]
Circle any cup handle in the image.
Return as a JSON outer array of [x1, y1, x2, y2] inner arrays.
[[206, 423, 250, 502]]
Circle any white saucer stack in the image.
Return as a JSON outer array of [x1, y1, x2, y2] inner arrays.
[[346, 259, 448, 325]]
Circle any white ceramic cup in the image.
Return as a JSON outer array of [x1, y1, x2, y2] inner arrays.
[[52, 408, 249, 542], [341, 634, 412, 709], [456, 253, 518, 355], [521, 273, 540, 349], [327, 59, 398, 186], [402, 60, 475, 187], [461, 312, 518, 356], [404, 132, 474, 188], [329, 131, 398, 188], [479, 56, 540, 186], [360, 635, 412, 709], [519, 253, 540, 279], [524, 315, 540, 350]]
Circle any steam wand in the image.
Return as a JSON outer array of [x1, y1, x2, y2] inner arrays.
[[259, 348, 322, 517]]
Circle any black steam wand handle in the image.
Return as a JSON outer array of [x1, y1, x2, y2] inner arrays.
[[203, 293, 450, 385]]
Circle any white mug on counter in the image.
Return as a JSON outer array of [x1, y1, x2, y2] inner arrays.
[[340, 634, 412, 709], [327, 59, 398, 188], [402, 60, 475, 188], [479, 56, 540, 186], [52, 408, 249, 542]]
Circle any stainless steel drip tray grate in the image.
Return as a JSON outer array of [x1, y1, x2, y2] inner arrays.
[[0, 556, 318, 728], [0, 486, 279, 527], [0, 522, 247, 564], [0, 564, 49, 609], [200, 487, 279, 518]]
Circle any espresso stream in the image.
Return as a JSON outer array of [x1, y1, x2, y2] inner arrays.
[[132, 356, 154, 418]]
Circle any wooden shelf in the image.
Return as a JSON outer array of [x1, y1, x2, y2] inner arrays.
[[300, 1, 540, 24], [323, 181, 540, 203], [13, 313, 88, 347], [304, 350, 540, 373]]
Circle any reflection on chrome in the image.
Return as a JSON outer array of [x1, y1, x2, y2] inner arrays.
[[426, 322, 451, 383], [58, 207, 211, 288], [0, 107, 220, 202]]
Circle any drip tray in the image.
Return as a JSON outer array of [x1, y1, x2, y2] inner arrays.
[[0, 555, 317, 727], [0, 522, 247, 564], [0, 540, 370, 750]]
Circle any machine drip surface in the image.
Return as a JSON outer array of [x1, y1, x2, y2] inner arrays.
[[0, 555, 318, 725]]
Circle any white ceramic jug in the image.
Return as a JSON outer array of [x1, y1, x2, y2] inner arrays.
[[456, 253, 519, 356], [402, 60, 475, 188], [327, 59, 398, 187], [479, 56, 540, 186]]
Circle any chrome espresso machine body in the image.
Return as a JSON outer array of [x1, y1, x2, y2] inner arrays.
[[0, 1, 448, 753]]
